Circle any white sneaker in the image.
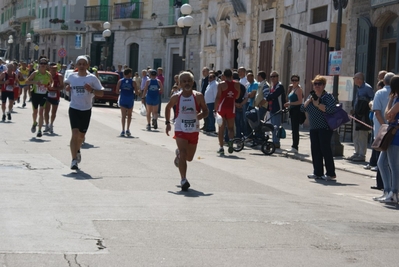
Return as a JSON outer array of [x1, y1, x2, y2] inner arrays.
[[71, 159, 78, 170], [49, 124, 53, 134], [379, 191, 394, 203], [372, 192, 388, 201], [43, 124, 50, 133], [286, 147, 298, 153]]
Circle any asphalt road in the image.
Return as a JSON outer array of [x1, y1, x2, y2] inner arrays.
[[0, 98, 398, 267]]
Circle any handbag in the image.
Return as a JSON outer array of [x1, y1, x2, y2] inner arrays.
[[323, 104, 350, 130], [371, 124, 399, 151], [277, 126, 286, 139], [140, 104, 147, 116]]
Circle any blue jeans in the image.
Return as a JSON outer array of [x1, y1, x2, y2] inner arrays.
[[270, 112, 281, 145], [377, 145, 399, 193], [235, 108, 245, 137], [206, 103, 216, 132], [310, 129, 336, 177]]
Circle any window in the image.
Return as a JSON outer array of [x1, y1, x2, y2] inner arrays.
[[262, 19, 274, 33], [311, 6, 328, 24]]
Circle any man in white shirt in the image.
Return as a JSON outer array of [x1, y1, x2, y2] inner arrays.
[[204, 72, 218, 133], [64, 55, 104, 170], [238, 66, 248, 87]]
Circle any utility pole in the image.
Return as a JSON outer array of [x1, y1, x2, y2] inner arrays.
[[331, 0, 348, 156]]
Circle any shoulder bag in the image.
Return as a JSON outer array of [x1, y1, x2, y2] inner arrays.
[[371, 124, 399, 151], [323, 104, 350, 130]]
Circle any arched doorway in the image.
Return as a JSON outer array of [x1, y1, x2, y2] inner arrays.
[[129, 43, 139, 74], [379, 16, 399, 73]]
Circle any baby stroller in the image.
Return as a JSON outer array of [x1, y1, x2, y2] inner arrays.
[[232, 108, 286, 155]]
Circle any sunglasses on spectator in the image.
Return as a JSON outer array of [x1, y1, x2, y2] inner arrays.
[[270, 75, 278, 78], [291, 79, 299, 82], [313, 82, 323, 86]]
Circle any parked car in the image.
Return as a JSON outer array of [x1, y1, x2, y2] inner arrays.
[[62, 69, 74, 101], [62, 70, 120, 107], [94, 71, 120, 107]]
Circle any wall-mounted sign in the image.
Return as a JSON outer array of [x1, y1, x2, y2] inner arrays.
[[93, 33, 106, 42], [75, 34, 82, 49]]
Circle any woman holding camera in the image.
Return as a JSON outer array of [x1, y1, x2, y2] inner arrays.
[[301, 75, 337, 181]]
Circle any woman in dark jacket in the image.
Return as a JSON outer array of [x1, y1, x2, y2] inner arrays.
[[301, 75, 336, 181]]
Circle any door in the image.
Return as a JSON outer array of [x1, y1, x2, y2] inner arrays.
[[355, 17, 376, 86], [258, 40, 273, 80], [172, 53, 183, 87], [305, 30, 328, 96], [129, 43, 139, 74]]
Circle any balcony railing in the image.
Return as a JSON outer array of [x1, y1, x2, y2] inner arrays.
[[32, 18, 51, 31], [84, 5, 112, 22], [114, 2, 143, 20], [16, 7, 36, 20], [50, 21, 86, 32]]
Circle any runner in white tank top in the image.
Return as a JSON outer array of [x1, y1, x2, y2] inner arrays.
[[165, 72, 209, 191]]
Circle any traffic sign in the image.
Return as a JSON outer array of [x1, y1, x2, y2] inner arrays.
[[328, 51, 343, 76], [58, 48, 67, 58]]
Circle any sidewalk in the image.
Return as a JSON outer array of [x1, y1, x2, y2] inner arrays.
[[142, 99, 376, 179], [275, 122, 375, 179]]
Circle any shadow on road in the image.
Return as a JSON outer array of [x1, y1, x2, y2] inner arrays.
[[29, 138, 51, 143], [63, 170, 102, 180], [311, 179, 358, 186], [81, 142, 99, 149], [168, 188, 213, 197]]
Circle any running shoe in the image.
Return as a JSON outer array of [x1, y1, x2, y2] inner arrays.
[[31, 122, 37, 133], [146, 124, 151, 131], [77, 150, 81, 163], [217, 147, 225, 154], [49, 125, 53, 134], [153, 118, 158, 129], [228, 140, 233, 154], [151, 118, 155, 126], [126, 130, 131, 137], [120, 131, 125, 137], [2, 114, 5, 122], [43, 124, 50, 133], [181, 179, 190, 191], [7, 112, 11, 121], [373, 192, 388, 201], [36, 131, 42, 138], [307, 174, 322, 179], [22, 102, 26, 108], [321, 175, 336, 181], [71, 159, 79, 170]]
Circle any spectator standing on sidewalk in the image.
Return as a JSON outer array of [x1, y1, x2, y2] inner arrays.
[[204, 72, 218, 133], [140, 69, 148, 103], [303, 75, 337, 181], [254, 71, 270, 121], [369, 73, 394, 190], [200, 67, 210, 130], [284, 75, 304, 153], [374, 75, 399, 203], [267, 71, 286, 149], [348, 72, 374, 162]]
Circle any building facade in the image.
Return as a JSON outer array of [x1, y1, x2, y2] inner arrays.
[[0, 0, 87, 64], [1, 0, 399, 98]]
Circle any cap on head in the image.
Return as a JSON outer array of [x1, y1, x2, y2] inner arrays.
[[150, 69, 157, 76], [76, 55, 88, 64]]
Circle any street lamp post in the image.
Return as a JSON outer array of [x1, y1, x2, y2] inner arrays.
[[177, 4, 194, 70], [8, 35, 14, 60], [102, 21, 111, 70], [26, 33, 32, 62]]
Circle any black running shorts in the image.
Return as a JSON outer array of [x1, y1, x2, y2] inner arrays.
[[1, 91, 14, 103], [69, 107, 92, 133], [31, 92, 47, 109]]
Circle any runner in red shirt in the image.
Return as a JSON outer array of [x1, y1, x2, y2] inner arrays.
[[214, 69, 240, 154], [44, 62, 64, 134], [0, 63, 17, 122]]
